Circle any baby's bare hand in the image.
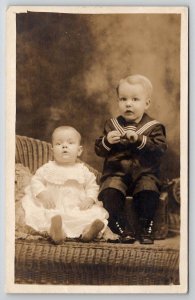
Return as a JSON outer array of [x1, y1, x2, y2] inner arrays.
[[37, 190, 56, 209], [107, 130, 121, 144], [42, 199, 56, 209], [79, 197, 94, 210], [126, 130, 138, 143]]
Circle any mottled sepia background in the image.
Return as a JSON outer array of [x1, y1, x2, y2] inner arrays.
[[16, 12, 180, 179]]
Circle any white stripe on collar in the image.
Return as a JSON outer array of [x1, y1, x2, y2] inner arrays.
[[111, 118, 126, 135], [136, 120, 160, 135], [111, 118, 160, 136], [124, 125, 137, 131], [137, 135, 147, 150]]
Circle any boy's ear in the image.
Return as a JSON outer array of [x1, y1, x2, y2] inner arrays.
[[77, 145, 83, 157], [145, 98, 151, 109]]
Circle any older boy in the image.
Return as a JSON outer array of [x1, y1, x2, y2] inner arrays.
[[95, 75, 167, 244]]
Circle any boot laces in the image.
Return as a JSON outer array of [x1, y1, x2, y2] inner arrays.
[[147, 220, 153, 234], [116, 221, 124, 234]]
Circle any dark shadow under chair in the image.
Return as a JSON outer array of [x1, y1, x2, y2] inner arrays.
[[15, 135, 180, 285]]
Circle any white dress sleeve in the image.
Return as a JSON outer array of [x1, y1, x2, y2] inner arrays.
[[30, 165, 47, 198], [83, 165, 99, 202]]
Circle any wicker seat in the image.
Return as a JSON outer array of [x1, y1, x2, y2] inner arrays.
[[15, 135, 180, 285], [15, 239, 179, 285]]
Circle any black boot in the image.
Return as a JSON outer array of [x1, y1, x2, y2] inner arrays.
[[99, 188, 136, 244], [108, 217, 136, 244], [139, 218, 154, 244], [133, 191, 159, 245]]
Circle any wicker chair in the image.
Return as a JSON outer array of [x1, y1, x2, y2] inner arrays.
[[15, 135, 180, 285]]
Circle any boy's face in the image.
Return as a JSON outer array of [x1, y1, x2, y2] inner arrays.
[[118, 82, 151, 123], [52, 128, 83, 165]]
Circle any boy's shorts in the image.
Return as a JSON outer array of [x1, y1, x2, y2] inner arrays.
[[99, 174, 160, 196]]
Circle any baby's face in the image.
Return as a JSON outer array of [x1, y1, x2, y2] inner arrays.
[[52, 128, 83, 165], [118, 82, 151, 123]]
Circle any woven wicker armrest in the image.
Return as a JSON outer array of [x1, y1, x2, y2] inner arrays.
[[16, 135, 53, 174]]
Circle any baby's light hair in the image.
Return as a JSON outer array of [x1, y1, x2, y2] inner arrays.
[[117, 74, 153, 98], [52, 126, 81, 144]]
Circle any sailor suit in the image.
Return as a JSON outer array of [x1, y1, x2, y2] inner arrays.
[[95, 113, 167, 196]]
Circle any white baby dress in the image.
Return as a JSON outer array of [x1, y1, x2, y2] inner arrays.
[[22, 161, 108, 238]]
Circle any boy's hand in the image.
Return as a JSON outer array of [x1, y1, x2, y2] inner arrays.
[[107, 130, 121, 144], [79, 197, 94, 210], [36, 190, 56, 209], [125, 130, 138, 143]]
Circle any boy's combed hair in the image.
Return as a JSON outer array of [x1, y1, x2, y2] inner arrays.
[[116, 74, 153, 98], [52, 126, 81, 143]]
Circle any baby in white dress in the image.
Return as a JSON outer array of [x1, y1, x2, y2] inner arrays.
[[22, 126, 108, 244]]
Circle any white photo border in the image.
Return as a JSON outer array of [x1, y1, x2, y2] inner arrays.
[[5, 5, 188, 294]]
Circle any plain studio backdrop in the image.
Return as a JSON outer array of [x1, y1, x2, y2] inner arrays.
[[16, 12, 180, 180]]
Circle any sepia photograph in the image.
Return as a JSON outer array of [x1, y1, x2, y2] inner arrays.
[[6, 6, 188, 293]]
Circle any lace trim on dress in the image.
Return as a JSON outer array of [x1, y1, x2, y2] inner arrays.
[[42, 161, 86, 185]]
